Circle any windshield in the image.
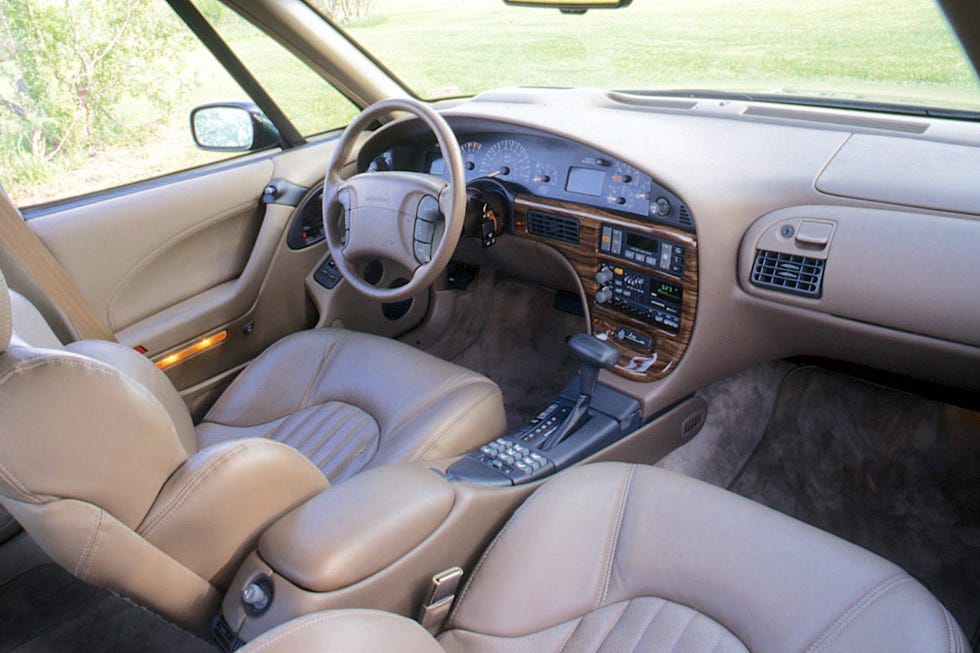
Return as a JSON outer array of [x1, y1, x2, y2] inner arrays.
[[337, 0, 980, 114]]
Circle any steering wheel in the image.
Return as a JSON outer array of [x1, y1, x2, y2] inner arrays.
[[321, 98, 465, 302]]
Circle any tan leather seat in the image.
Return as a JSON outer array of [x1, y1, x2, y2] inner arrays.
[[240, 463, 968, 652], [0, 269, 503, 629], [197, 328, 505, 482]]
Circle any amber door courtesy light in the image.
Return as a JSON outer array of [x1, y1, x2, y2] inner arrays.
[[155, 331, 228, 370]]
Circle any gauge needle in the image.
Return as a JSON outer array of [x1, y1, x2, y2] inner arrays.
[[487, 170, 501, 178]]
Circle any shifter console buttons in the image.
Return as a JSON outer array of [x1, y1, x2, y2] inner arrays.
[[475, 436, 552, 480]]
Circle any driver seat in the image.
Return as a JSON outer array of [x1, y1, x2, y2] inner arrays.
[[0, 269, 505, 628], [196, 326, 506, 482]]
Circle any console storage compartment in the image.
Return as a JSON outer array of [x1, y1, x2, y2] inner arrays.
[[220, 463, 534, 642]]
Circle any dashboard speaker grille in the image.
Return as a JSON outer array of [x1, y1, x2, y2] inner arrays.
[[751, 249, 825, 298], [527, 210, 580, 245]]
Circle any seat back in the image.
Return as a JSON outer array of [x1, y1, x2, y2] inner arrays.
[[0, 269, 327, 631]]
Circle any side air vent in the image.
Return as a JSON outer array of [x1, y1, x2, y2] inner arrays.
[[751, 249, 825, 298], [677, 205, 693, 228], [527, 210, 580, 245]]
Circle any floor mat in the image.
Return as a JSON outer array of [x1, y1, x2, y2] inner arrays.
[[729, 366, 980, 644], [445, 277, 585, 431], [656, 361, 796, 487], [0, 564, 216, 653]]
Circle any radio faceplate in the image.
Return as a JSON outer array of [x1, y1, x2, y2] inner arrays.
[[597, 262, 683, 334]]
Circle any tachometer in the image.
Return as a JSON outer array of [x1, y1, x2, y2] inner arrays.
[[479, 139, 531, 183]]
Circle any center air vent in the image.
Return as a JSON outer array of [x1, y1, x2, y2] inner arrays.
[[527, 210, 580, 245], [751, 249, 825, 298]]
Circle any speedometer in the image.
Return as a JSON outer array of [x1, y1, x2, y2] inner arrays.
[[479, 139, 531, 183]]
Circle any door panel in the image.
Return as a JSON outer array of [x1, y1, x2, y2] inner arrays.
[[29, 160, 274, 331], [24, 138, 346, 396]]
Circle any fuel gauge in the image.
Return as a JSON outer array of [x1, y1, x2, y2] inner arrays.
[[461, 141, 482, 173], [608, 163, 640, 209], [531, 163, 558, 187]]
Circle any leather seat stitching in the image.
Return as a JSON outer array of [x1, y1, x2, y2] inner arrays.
[[411, 384, 502, 461], [664, 610, 698, 653], [941, 608, 960, 653], [0, 353, 182, 451], [271, 402, 350, 452], [384, 371, 484, 437], [75, 508, 104, 580], [302, 331, 349, 410], [0, 461, 49, 504], [705, 624, 726, 653], [445, 500, 523, 628], [805, 574, 913, 653], [553, 615, 586, 653], [597, 465, 635, 609], [621, 599, 668, 652], [589, 599, 632, 652], [309, 413, 376, 470], [138, 440, 259, 537]]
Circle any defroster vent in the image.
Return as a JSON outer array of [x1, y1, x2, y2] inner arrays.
[[751, 249, 825, 298], [527, 210, 580, 245]]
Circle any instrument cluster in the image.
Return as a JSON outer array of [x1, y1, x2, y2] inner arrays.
[[370, 129, 692, 231]]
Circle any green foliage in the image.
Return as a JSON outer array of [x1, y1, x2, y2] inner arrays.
[[0, 0, 191, 187]]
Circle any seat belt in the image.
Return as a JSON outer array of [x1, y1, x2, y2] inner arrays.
[[0, 187, 116, 342]]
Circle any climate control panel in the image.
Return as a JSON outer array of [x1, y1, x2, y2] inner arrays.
[[595, 263, 683, 334], [599, 224, 685, 277]]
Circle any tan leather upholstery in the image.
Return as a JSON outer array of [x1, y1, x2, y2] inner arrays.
[[0, 269, 327, 629], [137, 439, 327, 588], [0, 267, 503, 628], [259, 464, 456, 593], [240, 610, 443, 653], [240, 463, 967, 652], [197, 328, 506, 481]]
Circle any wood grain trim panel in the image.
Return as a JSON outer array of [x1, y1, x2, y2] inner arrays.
[[513, 195, 698, 382]]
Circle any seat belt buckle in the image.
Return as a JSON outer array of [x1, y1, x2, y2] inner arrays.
[[417, 566, 463, 634]]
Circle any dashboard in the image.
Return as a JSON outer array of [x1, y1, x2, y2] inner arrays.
[[359, 120, 700, 384], [353, 91, 980, 411], [367, 131, 693, 232]]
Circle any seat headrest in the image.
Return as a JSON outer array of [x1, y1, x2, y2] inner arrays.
[[0, 269, 11, 351]]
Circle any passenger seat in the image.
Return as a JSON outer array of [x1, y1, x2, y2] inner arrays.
[[239, 463, 968, 653]]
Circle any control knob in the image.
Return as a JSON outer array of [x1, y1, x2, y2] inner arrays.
[[595, 267, 614, 285], [595, 287, 613, 304]]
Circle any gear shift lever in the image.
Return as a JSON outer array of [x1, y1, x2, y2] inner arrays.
[[540, 334, 619, 450]]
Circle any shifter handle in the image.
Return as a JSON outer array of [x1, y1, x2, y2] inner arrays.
[[540, 334, 619, 451], [568, 334, 619, 399]]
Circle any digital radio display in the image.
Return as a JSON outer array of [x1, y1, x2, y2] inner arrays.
[[654, 280, 683, 304]]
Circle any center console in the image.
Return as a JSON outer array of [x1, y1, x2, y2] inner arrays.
[[513, 195, 698, 383]]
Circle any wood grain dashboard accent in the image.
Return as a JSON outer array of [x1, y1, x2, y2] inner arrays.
[[512, 195, 698, 382]]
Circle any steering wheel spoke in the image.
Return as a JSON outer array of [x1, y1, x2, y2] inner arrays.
[[322, 99, 465, 302]]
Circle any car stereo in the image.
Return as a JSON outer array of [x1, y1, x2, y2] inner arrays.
[[595, 262, 683, 333]]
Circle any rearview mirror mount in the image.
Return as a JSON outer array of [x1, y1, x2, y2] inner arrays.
[[190, 101, 282, 152]]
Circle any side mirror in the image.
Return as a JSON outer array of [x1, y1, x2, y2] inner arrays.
[[190, 102, 282, 152]]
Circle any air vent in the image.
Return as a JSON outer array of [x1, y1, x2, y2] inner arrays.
[[527, 210, 580, 245], [751, 249, 825, 298], [677, 205, 693, 228]]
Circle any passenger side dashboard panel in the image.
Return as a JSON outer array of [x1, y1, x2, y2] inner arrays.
[[740, 205, 980, 347]]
